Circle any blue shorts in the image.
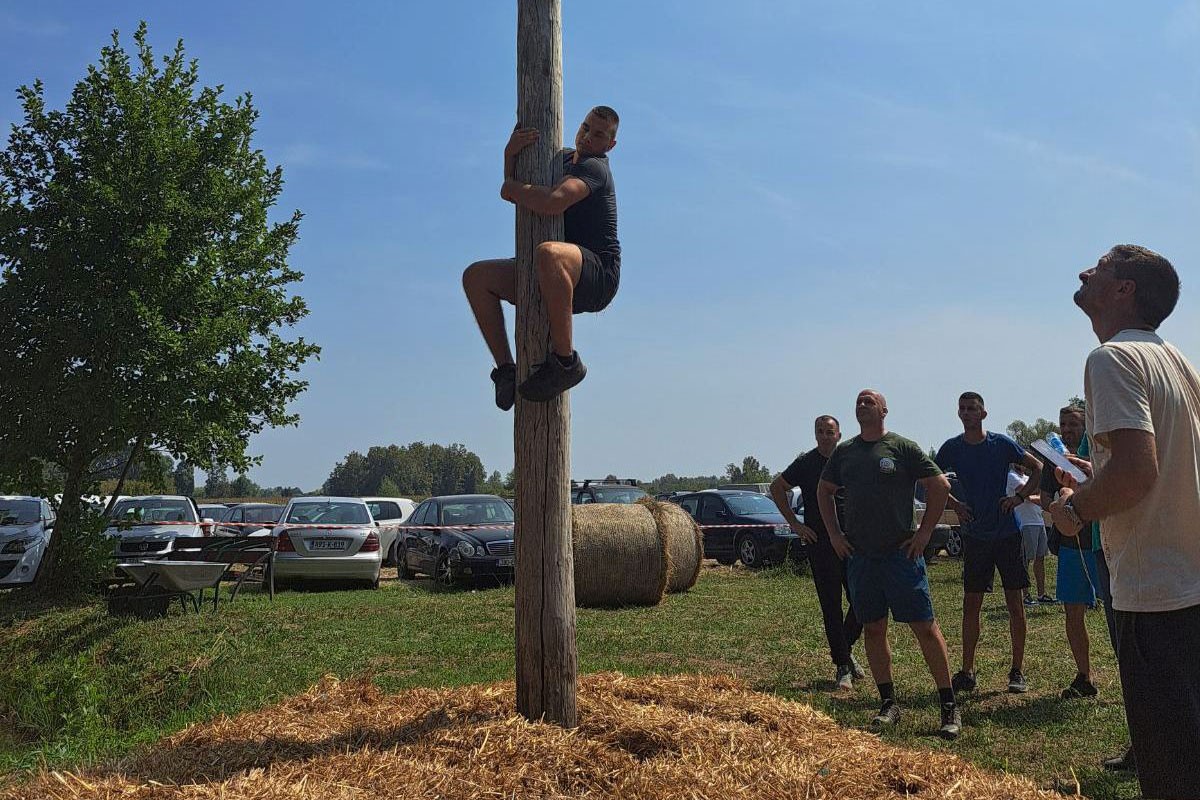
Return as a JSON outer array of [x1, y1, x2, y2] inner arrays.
[[1057, 547, 1099, 606], [846, 551, 935, 624]]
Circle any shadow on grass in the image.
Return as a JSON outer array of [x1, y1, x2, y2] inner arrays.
[[99, 706, 485, 785]]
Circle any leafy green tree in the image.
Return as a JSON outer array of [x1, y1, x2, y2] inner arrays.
[[173, 461, 195, 496], [724, 455, 771, 484], [1006, 418, 1058, 448], [0, 24, 318, 594], [204, 470, 232, 499], [229, 473, 260, 498]]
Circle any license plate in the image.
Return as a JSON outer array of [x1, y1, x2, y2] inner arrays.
[[497, 557, 514, 567], [309, 539, 348, 551]]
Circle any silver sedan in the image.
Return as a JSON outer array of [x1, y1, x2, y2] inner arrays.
[[272, 497, 381, 589]]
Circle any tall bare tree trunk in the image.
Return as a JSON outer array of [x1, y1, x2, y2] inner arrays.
[[513, 0, 577, 727]]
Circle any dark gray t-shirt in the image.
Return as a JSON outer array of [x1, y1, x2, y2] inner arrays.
[[563, 150, 620, 270]]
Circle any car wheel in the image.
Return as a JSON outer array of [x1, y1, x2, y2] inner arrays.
[[736, 535, 762, 569], [383, 541, 396, 568], [946, 528, 963, 558], [397, 545, 415, 579], [435, 553, 456, 587]]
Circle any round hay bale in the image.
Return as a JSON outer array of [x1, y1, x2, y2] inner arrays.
[[572, 503, 667, 608], [639, 498, 704, 593]]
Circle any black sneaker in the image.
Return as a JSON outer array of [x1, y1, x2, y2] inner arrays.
[[951, 670, 977, 693], [1007, 668, 1028, 694], [517, 351, 586, 402], [938, 703, 962, 740], [491, 363, 517, 411], [871, 699, 900, 728], [1061, 674, 1098, 699], [1102, 745, 1136, 772]]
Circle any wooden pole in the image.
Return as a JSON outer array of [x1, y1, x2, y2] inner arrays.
[[513, 0, 577, 727]]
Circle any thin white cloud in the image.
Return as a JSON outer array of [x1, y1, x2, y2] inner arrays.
[[983, 129, 1147, 184], [280, 143, 389, 171]]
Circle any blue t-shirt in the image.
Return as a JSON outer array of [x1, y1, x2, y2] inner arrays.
[[936, 432, 1025, 539]]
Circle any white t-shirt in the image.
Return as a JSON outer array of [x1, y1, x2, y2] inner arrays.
[[1006, 470, 1044, 528], [1085, 329, 1200, 613]]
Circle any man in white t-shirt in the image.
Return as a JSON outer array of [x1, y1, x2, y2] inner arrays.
[[1007, 464, 1050, 605], [1050, 244, 1200, 799]]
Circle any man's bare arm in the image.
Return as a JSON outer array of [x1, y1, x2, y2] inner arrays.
[[817, 479, 853, 558], [904, 474, 950, 558], [769, 475, 816, 543], [1065, 429, 1158, 521], [501, 175, 590, 215]]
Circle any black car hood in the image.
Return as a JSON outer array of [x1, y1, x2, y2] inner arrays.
[[735, 513, 787, 525], [448, 525, 514, 544]]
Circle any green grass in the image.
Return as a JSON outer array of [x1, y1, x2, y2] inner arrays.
[[0, 559, 1137, 797]]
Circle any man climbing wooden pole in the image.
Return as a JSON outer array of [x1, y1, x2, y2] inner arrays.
[[513, 0, 577, 727], [460, 0, 623, 729]]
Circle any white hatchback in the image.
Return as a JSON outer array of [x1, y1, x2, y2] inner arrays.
[[0, 496, 55, 586], [361, 496, 416, 566]]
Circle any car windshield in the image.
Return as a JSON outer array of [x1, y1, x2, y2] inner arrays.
[[589, 487, 647, 503], [285, 502, 370, 525], [243, 506, 283, 524], [0, 500, 40, 525], [439, 500, 515, 526], [724, 494, 779, 516], [109, 499, 196, 525]]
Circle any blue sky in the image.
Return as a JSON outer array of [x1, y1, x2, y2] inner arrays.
[[3, 2, 1198, 490]]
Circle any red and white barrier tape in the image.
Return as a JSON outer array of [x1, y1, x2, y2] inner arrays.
[[110, 520, 786, 532]]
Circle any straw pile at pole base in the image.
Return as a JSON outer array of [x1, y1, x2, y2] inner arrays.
[[1, 672, 1067, 800], [572, 503, 667, 607], [639, 497, 704, 592]]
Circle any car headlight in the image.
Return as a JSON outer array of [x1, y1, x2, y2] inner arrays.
[[455, 541, 476, 558], [2, 537, 37, 554]]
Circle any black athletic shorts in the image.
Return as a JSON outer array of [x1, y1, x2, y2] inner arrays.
[[571, 246, 619, 313], [962, 532, 1029, 593]]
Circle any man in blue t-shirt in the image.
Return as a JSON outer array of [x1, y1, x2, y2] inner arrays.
[[936, 392, 1043, 695], [462, 106, 622, 410]]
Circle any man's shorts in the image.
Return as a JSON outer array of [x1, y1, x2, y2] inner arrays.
[[846, 550, 935, 624], [1057, 547, 1099, 606], [571, 246, 619, 313], [1021, 524, 1049, 560], [962, 532, 1030, 593]]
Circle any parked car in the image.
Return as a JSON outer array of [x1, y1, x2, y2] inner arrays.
[[361, 496, 416, 566], [217, 502, 282, 536], [106, 495, 211, 558], [571, 479, 647, 504], [397, 494, 515, 586], [0, 496, 55, 586], [272, 497, 381, 589], [674, 489, 803, 568], [196, 503, 227, 534]]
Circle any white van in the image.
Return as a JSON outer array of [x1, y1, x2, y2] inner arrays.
[[361, 497, 416, 566]]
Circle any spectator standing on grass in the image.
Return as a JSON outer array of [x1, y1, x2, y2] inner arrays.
[[1038, 405, 1107, 701], [1049, 245, 1200, 798], [770, 415, 864, 691], [1006, 463, 1048, 606], [817, 389, 960, 739], [936, 392, 1043, 695]]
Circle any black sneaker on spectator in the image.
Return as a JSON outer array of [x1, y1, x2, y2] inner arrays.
[[1023, 594, 1038, 607], [1061, 673, 1098, 699], [871, 699, 900, 729], [1038, 593, 1059, 604], [938, 703, 962, 740], [1007, 668, 1028, 694], [518, 350, 586, 402], [951, 670, 977, 693], [491, 363, 517, 411], [835, 664, 854, 691]]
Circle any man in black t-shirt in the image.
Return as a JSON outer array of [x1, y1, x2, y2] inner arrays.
[[462, 106, 622, 410], [769, 414, 864, 690]]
